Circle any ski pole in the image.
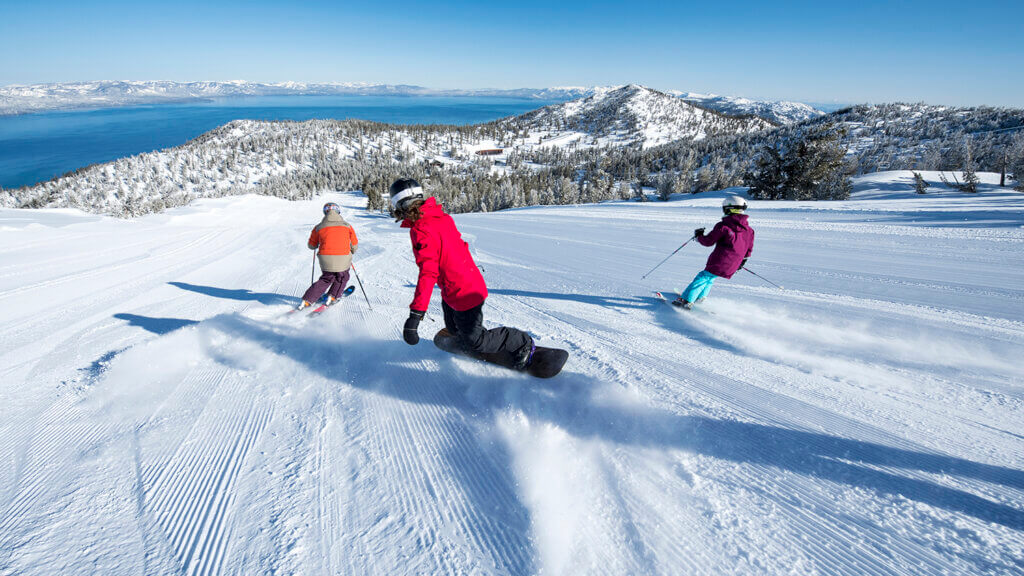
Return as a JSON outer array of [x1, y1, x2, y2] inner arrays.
[[350, 263, 373, 309], [742, 266, 784, 290], [640, 236, 696, 279], [311, 251, 317, 285]]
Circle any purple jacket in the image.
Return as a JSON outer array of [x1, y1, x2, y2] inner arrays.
[[698, 213, 754, 279]]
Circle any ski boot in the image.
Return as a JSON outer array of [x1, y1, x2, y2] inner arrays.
[[671, 297, 693, 310]]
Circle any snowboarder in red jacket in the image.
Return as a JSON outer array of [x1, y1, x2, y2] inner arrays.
[[674, 195, 755, 309], [390, 178, 536, 370]]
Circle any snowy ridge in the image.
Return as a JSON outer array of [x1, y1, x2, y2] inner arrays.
[[507, 85, 774, 148], [0, 172, 1021, 574], [672, 91, 824, 124]]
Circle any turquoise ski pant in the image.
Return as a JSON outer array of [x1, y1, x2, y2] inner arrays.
[[682, 270, 717, 302]]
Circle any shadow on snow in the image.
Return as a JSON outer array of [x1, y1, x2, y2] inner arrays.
[[208, 312, 538, 575], [113, 313, 199, 335], [168, 281, 297, 306], [209, 311, 1024, 543]]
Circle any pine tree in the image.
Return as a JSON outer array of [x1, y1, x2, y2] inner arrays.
[[1012, 133, 1024, 191], [634, 179, 648, 202], [786, 123, 851, 200], [912, 171, 930, 194], [961, 139, 979, 193], [617, 181, 632, 200], [656, 173, 674, 201], [745, 145, 786, 200]]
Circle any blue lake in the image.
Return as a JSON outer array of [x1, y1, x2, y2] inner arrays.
[[0, 95, 557, 190]]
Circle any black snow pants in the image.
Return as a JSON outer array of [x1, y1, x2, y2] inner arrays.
[[442, 300, 533, 369]]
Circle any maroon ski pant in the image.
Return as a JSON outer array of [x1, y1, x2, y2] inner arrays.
[[302, 270, 350, 303]]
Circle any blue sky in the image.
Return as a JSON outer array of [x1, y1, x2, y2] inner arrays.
[[1, 0, 1021, 107]]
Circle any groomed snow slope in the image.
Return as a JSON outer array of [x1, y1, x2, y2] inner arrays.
[[1, 172, 1022, 575]]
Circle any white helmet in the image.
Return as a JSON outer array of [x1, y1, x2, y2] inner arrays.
[[723, 195, 748, 214]]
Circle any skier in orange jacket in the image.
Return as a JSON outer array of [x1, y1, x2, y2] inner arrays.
[[297, 202, 358, 310]]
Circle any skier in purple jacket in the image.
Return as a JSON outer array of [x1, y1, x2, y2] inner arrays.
[[673, 196, 755, 309]]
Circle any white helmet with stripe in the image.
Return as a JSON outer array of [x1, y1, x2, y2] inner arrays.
[[389, 178, 424, 211]]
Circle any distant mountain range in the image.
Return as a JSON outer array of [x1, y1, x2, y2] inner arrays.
[[671, 91, 824, 125], [4, 82, 1021, 217], [0, 80, 822, 124]]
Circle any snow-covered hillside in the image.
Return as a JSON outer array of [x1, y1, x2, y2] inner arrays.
[[2, 85, 778, 216], [507, 85, 774, 149], [673, 91, 824, 124], [1, 172, 1022, 575], [4, 92, 1022, 220]]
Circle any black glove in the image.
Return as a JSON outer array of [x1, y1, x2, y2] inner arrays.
[[740, 257, 748, 269], [694, 228, 705, 238], [403, 310, 426, 345]]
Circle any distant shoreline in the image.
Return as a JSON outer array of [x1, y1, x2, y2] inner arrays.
[[0, 93, 569, 118], [0, 95, 562, 189], [0, 82, 594, 117]]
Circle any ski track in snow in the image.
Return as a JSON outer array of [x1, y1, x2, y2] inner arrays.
[[1, 178, 1023, 575]]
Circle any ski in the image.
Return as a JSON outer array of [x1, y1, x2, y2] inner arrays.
[[653, 290, 715, 314], [653, 290, 685, 308], [308, 285, 356, 316]]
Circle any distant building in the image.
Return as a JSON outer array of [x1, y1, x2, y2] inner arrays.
[[475, 149, 503, 156]]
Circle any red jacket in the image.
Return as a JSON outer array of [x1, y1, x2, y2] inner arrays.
[[403, 197, 488, 312]]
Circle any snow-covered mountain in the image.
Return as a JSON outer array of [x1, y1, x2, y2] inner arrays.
[[672, 91, 824, 125], [2, 172, 1022, 575], [5, 85, 1019, 219], [1, 85, 777, 216], [0, 80, 597, 116], [506, 85, 774, 149]]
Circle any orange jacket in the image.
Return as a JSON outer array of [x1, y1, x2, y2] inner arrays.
[[308, 212, 358, 272]]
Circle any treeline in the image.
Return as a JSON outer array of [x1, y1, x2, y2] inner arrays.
[[559, 104, 1024, 200]]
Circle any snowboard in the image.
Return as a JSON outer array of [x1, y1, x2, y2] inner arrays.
[[433, 328, 568, 378]]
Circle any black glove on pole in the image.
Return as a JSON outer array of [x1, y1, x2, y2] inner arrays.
[[694, 227, 705, 238], [404, 310, 426, 345]]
